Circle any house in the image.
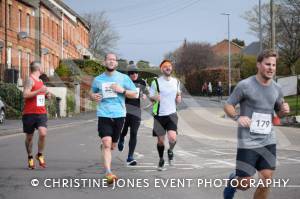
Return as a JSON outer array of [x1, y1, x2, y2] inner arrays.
[[212, 39, 243, 56], [0, 0, 90, 83]]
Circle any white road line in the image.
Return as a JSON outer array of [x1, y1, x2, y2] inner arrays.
[[285, 185, 300, 188]]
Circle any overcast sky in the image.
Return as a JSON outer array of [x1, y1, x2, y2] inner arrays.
[[64, 0, 266, 65]]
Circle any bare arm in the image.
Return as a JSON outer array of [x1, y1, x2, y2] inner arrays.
[[277, 102, 290, 117], [89, 90, 102, 102], [23, 78, 47, 99], [224, 103, 251, 127]]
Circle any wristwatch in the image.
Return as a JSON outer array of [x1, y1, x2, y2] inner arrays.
[[232, 115, 240, 121], [122, 90, 126, 95]]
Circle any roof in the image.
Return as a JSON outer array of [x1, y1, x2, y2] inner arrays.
[[40, 0, 62, 19], [213, 39, 243, 49], [53, 0, 90, 30], [242, 41, 261, 56], [18, 0, 38, 8]]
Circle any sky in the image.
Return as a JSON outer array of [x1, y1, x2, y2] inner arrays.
[[63, 0, 266, 65]]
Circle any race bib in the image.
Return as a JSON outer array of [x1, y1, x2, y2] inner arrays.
[[250, 112, 272, 134], [102, 82, 117, 98], [37, 95, 45, 107]]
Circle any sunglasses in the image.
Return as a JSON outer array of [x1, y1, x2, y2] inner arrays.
[[128, 71, 138, 75]]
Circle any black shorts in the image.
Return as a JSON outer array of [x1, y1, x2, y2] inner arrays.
[[236, 144, 276, 177], [153, 113, 178, 137], [98, 117, 125, 143], [22, 114, 48, 134]]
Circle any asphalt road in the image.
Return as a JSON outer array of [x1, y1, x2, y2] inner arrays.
[[0, 97, 299, 199]]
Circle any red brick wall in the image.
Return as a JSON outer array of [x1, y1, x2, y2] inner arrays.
[[0, 0, 35, 81], [212, 40, 242, 56], [40, 5, 61, 75]]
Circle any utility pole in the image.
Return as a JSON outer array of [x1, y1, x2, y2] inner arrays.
[[259, 0, 263, 52], [270, 0, 276, 50], [221, 13, 231, 95]]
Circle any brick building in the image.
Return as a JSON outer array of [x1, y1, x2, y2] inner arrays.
[[0, 0, 90, 84], [0, 0, 36, 84], [212, 39, 243, 57]]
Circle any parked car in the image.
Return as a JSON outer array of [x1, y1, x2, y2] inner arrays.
[[0, 98, 5, 124]]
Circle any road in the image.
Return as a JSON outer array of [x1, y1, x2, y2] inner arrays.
[[0, 97, 299, 199]]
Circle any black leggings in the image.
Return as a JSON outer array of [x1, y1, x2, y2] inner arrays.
[[121, 114, 141, 157]]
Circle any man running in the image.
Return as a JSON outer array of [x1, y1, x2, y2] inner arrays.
[[23, 61, 51, 169], [118, 62, 148, 166], [149, 59, 181, 171], [223, 49, 290, 199], [90, 53, 137, 183]]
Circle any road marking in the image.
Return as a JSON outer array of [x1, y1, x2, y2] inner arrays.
[[286, 185, 300, 188], [209, 149, 235, 155]]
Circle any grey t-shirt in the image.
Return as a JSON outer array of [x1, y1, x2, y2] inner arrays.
[[227, 76, 284, 149]]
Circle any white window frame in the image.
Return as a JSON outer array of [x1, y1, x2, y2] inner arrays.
[[26, 13, 30, 34], [18, 10, 22, 32], [7, 47, 12, 69]]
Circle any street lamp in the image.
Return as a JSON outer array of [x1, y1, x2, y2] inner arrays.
[[221, 13, 231, 95]]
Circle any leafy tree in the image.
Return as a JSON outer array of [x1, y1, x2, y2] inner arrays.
[[137, 60, 150, 68], [232, 38, 245, 47]]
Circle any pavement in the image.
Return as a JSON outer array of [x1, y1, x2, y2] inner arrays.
[[0, 112, 97, 136]]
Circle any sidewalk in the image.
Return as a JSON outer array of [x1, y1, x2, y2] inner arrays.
[[0, 112, 97, 136]]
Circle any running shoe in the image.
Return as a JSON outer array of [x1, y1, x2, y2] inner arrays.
[[126, 156, 137, 166], [157, 159, 165, 171], [223, 172, 236, 199], [28, 157, 35, 169], [35, 154, 46, 168], [105, 173, 118, 184], [167, 149, 174, 166], [118, 136, 125, 152]]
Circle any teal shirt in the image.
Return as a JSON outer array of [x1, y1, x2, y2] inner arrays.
[[91, 71, 136, 118]]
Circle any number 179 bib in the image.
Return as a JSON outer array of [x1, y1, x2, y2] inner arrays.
[[250, 112, 272, 134]]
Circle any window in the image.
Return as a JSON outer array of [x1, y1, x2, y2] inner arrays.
[[27, 52, 30, 76], [7, 47, 12, 69], [18, 50, 22, 78], [18, 10, 22, 32], [52, 21, 55, 40], [8, 4, 12, 28], [0, 0, 2, 27], [48, 18, 51, 36], [56, 24, 59, 42], [26, 14, 30, 34], [41, 14, 43, 33]]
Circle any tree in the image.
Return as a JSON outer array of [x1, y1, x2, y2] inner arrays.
[[243, 1, 300, 75], [166, 41, 222, 77], [276, 0, 300, 74], [231, 38, 245, 47], [84, 12, 119, 59], [117, 59, 128, 70], [137, 60, 150, 69]]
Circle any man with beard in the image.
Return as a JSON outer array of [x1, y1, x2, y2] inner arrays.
[[149, 59, 182, 171], [223, 49, 290, 199], [90, 53, 137, 183]]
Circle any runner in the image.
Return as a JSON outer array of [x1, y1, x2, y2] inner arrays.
[[22, 61, 51, 169], [90, 53, 137, 183], [149, 59, 181, 171], [223, 49, 290, 199], [118, 62, 148, 166]]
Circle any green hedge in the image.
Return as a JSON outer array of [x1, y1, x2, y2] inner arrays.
[[0, 83, 58, 119], [0, 83, 23, 118], [55, 59, 106, 78]]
